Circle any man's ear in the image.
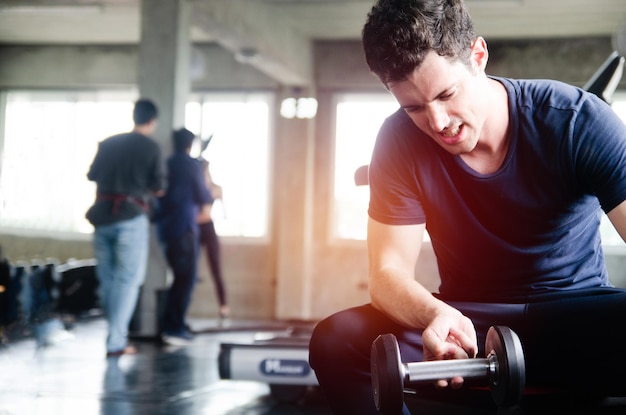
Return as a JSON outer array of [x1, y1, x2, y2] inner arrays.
[[470, 36, 489, 72]]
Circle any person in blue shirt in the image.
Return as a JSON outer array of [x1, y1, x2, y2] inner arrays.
[[157, 128, 213, 345], [308, 0, 626, 414]]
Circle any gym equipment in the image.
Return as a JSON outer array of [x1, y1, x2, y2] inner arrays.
[[0, 258, 10, 322], [0, 257, 101, 344], [56, 259, 99, 316], [371, 326, 525, 415], [218, 325, 318, 402], [583, 51, 624, 104]]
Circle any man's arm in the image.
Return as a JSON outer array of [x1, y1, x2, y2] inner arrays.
[[607, 199, 626, 243], [368, 218, 432, 327], [367, 218, 477, 372], [87, 144, 102, 182]]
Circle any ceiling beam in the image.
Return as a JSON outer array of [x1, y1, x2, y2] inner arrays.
[[193, 0, 312, 87]]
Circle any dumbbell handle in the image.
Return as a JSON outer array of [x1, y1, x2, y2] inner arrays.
[[403, 354, 497, 384]]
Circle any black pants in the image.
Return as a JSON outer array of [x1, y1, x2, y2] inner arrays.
[[199, 221, 227, 307], [162, 231, 198, 334], [308, 288, 626, 415]]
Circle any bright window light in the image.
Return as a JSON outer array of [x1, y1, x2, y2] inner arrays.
[[185, 93, 271, 238], [0, 91, 134, 234], [280, 97, 297, 119], [0, 91, 271, 239], [295, 97, 318, 119], [604, 92, 626, 246], [332, 94, 398, 240], [280, 97, 318, 119]]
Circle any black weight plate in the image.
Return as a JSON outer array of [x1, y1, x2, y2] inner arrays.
[[371, 333, 405, 415], [485, 326, 526, 406]]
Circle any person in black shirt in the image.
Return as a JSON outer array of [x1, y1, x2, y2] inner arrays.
[[87, 99, 164, 357]]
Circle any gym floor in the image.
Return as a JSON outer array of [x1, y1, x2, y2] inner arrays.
[[0, 317, 625, 415]]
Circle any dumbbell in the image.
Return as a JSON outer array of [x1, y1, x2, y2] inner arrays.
[[371, 326, 525, 414]]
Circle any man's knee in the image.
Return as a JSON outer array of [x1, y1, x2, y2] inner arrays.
[[309, 314, 341, 370], [309, 305, 377, 370]]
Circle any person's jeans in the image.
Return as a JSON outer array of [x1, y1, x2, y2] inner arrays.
[[162, 231, 199, 335], [93, 214, 149, 353]]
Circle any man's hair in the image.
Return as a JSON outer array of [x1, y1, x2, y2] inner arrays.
[[133, 99, 158, 125], [362, 0, 476, 84], [173, 128, 196, 152]]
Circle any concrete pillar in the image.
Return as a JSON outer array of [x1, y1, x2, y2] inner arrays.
[[273, 88, 316, 320], [133, 0, 193, 337]]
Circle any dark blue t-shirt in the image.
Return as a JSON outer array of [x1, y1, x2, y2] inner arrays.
[[368, 77, 626, 303], [157, 153, 213, 241]]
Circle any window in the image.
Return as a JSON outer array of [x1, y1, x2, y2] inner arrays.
[[611, 92, 626, 119], [332, 93, 398, 240], [185, 93, 272, 238], [0, 91, 134, 235], [603, 92, 626, 246], [0, 91, 272, 238]]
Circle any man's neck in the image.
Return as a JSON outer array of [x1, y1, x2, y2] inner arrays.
[[133, 122, 153, 136], [460, 78, 510, 174]]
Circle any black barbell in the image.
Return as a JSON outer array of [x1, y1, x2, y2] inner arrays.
[[371, 325, 526, 414]]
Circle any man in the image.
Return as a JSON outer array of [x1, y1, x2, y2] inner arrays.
[[87, 98, 163, 358], [156, 128, 213, 346], [308, 0, 626, 414]]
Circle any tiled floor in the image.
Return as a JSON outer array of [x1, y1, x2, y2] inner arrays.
[[0, 318, 330, 415], [1, 317, 626, 415]]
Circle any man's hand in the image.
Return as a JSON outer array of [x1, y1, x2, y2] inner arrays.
[[421, 313, 478, 389]]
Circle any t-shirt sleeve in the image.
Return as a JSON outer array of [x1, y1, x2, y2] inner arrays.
[[367, 114, 427, 225], [573, 94, 626, 213], [147, 142, 165, 192]]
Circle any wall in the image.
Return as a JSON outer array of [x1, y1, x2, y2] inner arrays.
[[486, 37, 622, 87], [2, 36, 626, 323], [0, 44, 277, 90], [0, 233, 93, 262]]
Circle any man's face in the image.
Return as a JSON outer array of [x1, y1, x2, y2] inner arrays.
[[387, 45, 489, 156]]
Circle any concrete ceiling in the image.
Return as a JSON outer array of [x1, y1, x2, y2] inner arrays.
[[1, 0, 625, 85]]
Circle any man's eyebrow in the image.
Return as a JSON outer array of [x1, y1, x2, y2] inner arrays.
[[401, 103, 424, 111], [435, 86, 455, 98], [400, 87, 454, 111]]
